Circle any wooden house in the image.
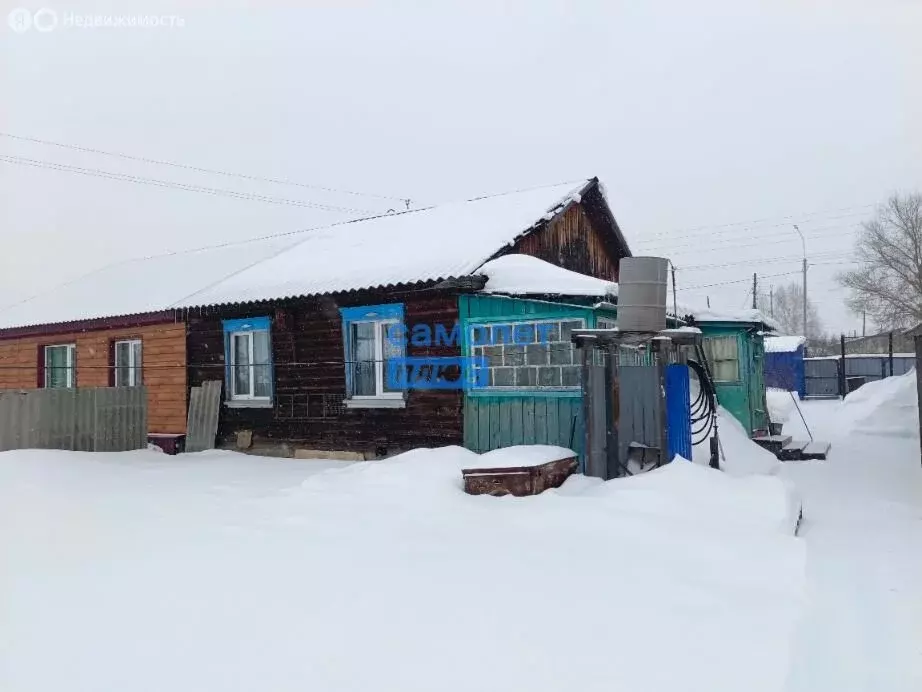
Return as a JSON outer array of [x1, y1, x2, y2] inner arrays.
[[0, 178, 632, 457]]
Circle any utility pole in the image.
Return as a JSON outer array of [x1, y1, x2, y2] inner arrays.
[[671, 262, 678, 323], [707, 296, 710, 308], [794, 225, 808, 337], [752, 273, 757, 309], [862, 310, 866, 337], [770, 286, 774, 318]]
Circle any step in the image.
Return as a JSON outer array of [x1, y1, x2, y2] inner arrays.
[[801, 441, 831, 460], [779, 439, 809, 461], [752, 434, 792, 454]]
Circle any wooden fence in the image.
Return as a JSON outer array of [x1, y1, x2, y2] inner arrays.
[[0, 386, 148, 452]]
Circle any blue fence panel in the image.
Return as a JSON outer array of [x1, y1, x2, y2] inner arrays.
[[665, 364, 692, 461]]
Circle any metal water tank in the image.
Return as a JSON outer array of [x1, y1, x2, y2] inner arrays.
[[617, 257, 669, 332]]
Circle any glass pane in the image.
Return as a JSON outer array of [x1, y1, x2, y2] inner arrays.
[[538, 366, 562, 387], [253, 331, 271, 365], [233, 334, 251, 397], [351, 323, 376, 396], [713, 360, 739, 381], [382, 321, 403, 394], [562, 365, 580, 387], [132, 341, 143, 386], [491, 367, 515, 387], [46, 346, 69, 388], [549, 343, 573, 365], [115, 342, 130, 387], [252, 331, 271, 397]]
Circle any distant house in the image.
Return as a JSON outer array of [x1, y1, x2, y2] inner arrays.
[[0, 178, 632, 457]]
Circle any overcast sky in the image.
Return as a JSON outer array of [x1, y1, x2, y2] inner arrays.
[[2, 0, 921, 334]]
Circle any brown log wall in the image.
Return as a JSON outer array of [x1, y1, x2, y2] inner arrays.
[[186, 287, 463, 455]]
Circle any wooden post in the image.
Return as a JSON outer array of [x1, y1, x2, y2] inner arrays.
[[839, 333, 847, 398], [888, 331, 894, 377], [915, 335, 922, 465]]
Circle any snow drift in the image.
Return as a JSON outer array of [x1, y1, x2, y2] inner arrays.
[[840, 370, 919, 437], [767, 387, 799, 425]]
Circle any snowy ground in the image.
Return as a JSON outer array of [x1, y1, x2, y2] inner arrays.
[[779, 386, 922, 692], [1, 378, 920, 691]]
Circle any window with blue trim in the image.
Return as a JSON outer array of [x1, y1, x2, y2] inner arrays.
[[222, 317, 273, 403], [340, 304, 405, 399]]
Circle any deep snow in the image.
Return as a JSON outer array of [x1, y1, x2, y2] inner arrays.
[[3, 378, 921, 692], [1, 446, 804, 692], [777, 378, 922, 692]]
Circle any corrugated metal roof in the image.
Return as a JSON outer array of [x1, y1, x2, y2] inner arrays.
[[0, 180, 598, 330]]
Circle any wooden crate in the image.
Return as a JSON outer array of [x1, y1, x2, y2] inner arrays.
[[462, 456, 578, 497]]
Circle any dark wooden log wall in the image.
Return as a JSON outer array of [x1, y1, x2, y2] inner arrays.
[[511, 202, 624, 281], [186, 285, 463, 455]]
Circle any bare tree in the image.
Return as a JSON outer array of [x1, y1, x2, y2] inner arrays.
[[838, 192, 922, 329], [758, 281, 823, 337]]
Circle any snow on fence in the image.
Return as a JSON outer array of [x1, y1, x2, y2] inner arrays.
[[0, 386, 147, 452]]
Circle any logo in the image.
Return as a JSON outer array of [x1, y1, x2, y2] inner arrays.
[[7, 8, 59, 32], [386, 356, 488, 391]]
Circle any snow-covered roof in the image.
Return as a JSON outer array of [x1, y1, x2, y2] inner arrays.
[[0, 179, 625, 330], [0, 237, 300, 330], [765, 336, 807, 353], [477, 254, 617, 297], [680, 305, 781, 331]]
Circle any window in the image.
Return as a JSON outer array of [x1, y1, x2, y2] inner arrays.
[[44, 344, 76, 388], [703, 335, 740, 382], [222, 318, 273, 404], [341, 304, 405, 406], [114, 339, 142, 387], [469, 318, 584, 390]]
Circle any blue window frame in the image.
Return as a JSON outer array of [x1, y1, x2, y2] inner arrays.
[[340, 304, 405, 400], [222, 317, 273, 404]]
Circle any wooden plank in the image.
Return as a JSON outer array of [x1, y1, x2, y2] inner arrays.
[[533, 398, 548, 445], [522, 397, 536, 446], [499, 399, 513, 448], [477, 399, 490, 453], [545, 398, 561, 448], [489, 399, 501, 451]]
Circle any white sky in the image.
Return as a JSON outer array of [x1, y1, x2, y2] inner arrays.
[[2, 0, 921, 334]]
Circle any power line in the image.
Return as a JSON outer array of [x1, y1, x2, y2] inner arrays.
[[678, 251, 851, 272], [0, 131, 413, 205], [638, 222, 861, 255], [638, 202, 876, 241], [681, 270, 802, 291], [0, 154, 375, 214]]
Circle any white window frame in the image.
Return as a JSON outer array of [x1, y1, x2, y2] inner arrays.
[[228, 329, 272, 402], [44, 344, 76, 389], [348, 318, 403, 401], [114, 339, 142, 387]]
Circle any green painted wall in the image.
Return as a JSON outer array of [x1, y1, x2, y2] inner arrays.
[[698, 322, 768, 435], [458, 295, 602, 454]]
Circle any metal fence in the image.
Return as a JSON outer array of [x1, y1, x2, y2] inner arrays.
[[0, 386, 148, 452], [804, 355, 915, 398]]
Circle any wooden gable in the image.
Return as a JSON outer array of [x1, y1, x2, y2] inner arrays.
[[501, 182, 629, 282]]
